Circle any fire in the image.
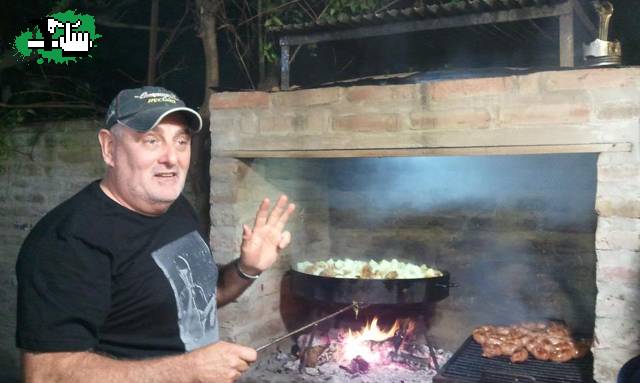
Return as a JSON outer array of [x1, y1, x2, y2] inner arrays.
[[341, 317, 403, 364], [350, 317, 400, 342]]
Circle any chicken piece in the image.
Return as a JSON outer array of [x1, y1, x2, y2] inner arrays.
[[472, 328, 488, 345], [529, 344, 551, 361], [482, 343, 502, 358], [549, 342, 575, 362], [510, 327, 530, 339], [472, 322, 589, 363], [546, 322, 571, 338], [520, 335, 533, 348], [510, 348, 529, 363], [500, 340, 520, 356], [484, 336, 503, 354]]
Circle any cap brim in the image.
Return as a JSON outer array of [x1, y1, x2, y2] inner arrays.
[[119, 106, 203, 133]]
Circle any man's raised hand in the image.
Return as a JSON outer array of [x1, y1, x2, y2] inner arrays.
[[239, 195, 295, 275]]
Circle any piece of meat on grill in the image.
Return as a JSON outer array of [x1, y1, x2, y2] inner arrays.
[[500, 341, 520, 356], [471, 322, 590, 363], [510, 348, 529, 363], [472, 327, 488, 344], [481, 343, 502, 358]]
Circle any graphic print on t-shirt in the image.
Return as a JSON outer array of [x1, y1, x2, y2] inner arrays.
[[151, 231, 219, 351]]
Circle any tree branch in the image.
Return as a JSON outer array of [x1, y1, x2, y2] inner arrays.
[[116, 69, 145, 85], [0, 102, 104, 111], [12, 90, 93, 104], [235, 0, 302, 28], [155, 0, 192, 63], [95, 18, 173, 32], [155, 58, 188, 82]]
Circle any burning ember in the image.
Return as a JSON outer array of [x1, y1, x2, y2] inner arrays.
[[340, 317, 412, 365], [240, 315, 452, 383], [293, 316, 446, 375]]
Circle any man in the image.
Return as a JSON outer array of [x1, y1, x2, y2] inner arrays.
[[15, 86, 295, 383]]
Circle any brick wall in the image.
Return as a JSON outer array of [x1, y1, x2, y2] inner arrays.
[[594, 151, 640, 382], [212, 158, 332, 346], [210, 68, 640, 155], [210, 67, 640, 382], [0, 119, 104, 382]]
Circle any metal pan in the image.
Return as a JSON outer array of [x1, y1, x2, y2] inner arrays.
[[290, 269, 452, 304]]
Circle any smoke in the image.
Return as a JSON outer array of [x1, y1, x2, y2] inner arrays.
[[325, 154, 598, 341], [328, 154, 598, 229]]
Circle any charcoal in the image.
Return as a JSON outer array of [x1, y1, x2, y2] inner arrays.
[[341, 355, 370, 375], [300, 345, 328, 368], [298, 333, 330, 349], [240, 317, 452, 383]]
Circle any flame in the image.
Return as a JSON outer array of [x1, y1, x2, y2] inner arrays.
[[341, 317, 401, 363], [350, 317, 400, 342]]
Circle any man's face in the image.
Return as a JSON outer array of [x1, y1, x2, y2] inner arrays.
[[102, 114, 191, 215]]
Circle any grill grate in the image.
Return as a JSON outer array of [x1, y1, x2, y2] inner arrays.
[[434, 336, 594, 383]]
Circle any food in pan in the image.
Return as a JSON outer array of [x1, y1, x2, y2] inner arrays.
[[295, 258, 442, 279], [472, 322, 590, 363]]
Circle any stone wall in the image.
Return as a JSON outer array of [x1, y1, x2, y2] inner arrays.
[[210, 67, 640, 382]]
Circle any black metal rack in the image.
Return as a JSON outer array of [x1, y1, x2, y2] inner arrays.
[[434, 336, 594, 383]]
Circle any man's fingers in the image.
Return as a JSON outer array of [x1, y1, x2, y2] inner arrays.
[[242, 224, 252, 240], [253, 198, 270, 227], [278, 231, 292, 249], [225, 370, 241, 382], [266, 195, 289, 226], [237, 346, 257, 363], [275, 203, 296, 232], [232, 359, 250, 372]]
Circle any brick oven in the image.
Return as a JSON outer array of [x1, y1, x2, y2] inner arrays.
[[207, 67, 639, 382]]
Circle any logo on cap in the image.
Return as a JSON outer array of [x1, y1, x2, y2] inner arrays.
[[105, 86, 202, 133]]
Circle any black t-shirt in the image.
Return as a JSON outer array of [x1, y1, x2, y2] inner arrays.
[[16, 180, 219, 359]]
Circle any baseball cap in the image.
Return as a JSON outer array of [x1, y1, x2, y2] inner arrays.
[[105, 86, 202, 133]]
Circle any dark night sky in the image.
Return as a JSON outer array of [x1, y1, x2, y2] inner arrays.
[[1, 0, 638, 117]]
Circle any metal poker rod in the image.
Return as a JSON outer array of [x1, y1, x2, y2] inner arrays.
[[256, 302, 366, 352]]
